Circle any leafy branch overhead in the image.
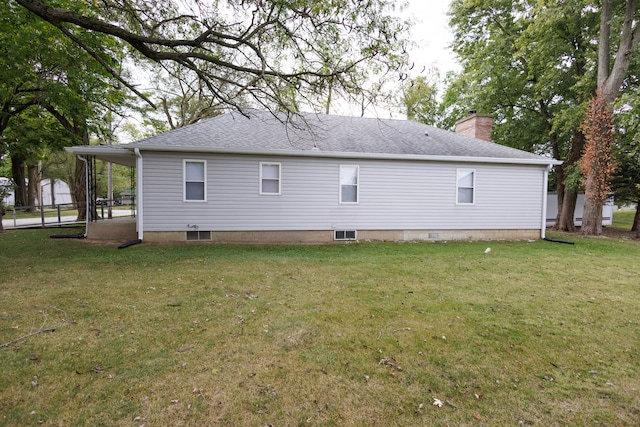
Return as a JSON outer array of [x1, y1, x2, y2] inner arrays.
[[15, 0, 411, 112]]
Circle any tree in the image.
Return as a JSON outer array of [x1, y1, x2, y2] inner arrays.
[[13, 0, 410, 116], [402, 75, 439, 125], [445, 0, 610, 232], [610, 91, 640, 235], [2, 2, 130, 219], [130, 63, 229, 137], [0, 3, 47, 147], [581, 0, 640, 235], [579, 91, 616, 235], [0, 179, 10, 234], [2, 108, 70, 209]]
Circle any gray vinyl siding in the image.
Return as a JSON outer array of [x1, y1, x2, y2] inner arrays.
[[141, 152, 545, 232]]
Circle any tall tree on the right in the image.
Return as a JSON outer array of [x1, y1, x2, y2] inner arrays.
[[581, 0, 640, 235]]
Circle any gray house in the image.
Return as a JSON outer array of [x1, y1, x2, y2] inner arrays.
[[68, 110, 561, 243]]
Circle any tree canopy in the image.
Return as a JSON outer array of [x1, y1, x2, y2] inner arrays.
[[14, 0, 411, 115], [1, 1, 129, 213], [445, 0, 640, 234]]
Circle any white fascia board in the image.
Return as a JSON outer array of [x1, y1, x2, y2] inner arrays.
[[130, 145, 563, 167], [65, 146, 131, 155], [65, 146, 136, 167]]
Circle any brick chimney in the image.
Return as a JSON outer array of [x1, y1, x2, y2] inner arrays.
[[454, 110, 493, 142]]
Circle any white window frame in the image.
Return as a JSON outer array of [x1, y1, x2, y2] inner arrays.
[[183, 159, 207, 202], [339, 165, 359, 204], [456, 168, 475, 205], [259, 162, 281, 195]]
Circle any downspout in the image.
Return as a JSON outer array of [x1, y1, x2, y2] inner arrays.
[[134, 148, 143, 240], [78, 155, 90, 238], [540, 164, 552, 239]]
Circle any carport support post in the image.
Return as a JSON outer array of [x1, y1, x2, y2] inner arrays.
[[78, 156, 90, 237], [134, 148, 143, 241]]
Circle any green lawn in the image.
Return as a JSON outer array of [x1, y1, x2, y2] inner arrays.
[[1, 227, 639, 426], [610, 209, 637, 230]]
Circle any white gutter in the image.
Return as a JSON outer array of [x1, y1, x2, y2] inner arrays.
[[134, 148, 144, 241], [128, 145, 563, 167], [78, 156, 90, 238], [540, 165, 551, 239]]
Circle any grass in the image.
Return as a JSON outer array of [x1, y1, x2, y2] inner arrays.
[[0, 218, 639, 425], [609, 209, 636, 230]]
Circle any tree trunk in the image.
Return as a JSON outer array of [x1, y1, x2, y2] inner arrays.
[[632, 199, 640, 232], [11, 154, 27, 208], [27, 163, 39, 212], [582, 174, 603, 235], [50, 178, 56, 207], [581, 93, 615, 236], [583, 0, 640, 235], [0, 191, 5, 233], [554, 129, 585, 231], [557, 189, 579, 232]]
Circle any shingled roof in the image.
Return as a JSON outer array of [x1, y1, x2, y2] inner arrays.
[[68, 110, 560, 166]]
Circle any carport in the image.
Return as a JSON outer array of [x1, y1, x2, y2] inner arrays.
[[65, 145, 139, 241]]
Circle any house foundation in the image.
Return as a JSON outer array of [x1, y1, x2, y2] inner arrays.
[[141, 229, 540, 244], [87, 218, 137, 241]]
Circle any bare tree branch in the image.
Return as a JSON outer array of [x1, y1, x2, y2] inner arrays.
[[1, 308, 68, 348], [14, 0, 409, 113]]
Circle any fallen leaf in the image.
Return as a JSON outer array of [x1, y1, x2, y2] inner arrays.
[[473, 412, 482, 420], [379, 356, 399, 368]]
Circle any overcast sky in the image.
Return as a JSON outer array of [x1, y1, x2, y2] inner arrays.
[[339, 1, 458, 118], [405, 0, 459, 76]]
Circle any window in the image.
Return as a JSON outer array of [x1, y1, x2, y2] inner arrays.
[[260, 162, 281, 195], [184, 160, 206, 202], [457, 169, 475, 204], [340, 165, 359, 204]]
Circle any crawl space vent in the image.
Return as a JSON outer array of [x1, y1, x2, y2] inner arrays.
[[186, 230, 211, 241], [334, 230, 357, 241]]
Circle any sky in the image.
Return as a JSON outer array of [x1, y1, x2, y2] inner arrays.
[[340, 0, 458, 118], [125, 1, 460, 132], [404, 0, 459, 76]]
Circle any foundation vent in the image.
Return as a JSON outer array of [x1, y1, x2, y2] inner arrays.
[[334, 230, 357, 241], [186, 230, 211, 241]]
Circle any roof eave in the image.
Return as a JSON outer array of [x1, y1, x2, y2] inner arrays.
[[65, 146, 136, 167], [129, 144, 563, 166]]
